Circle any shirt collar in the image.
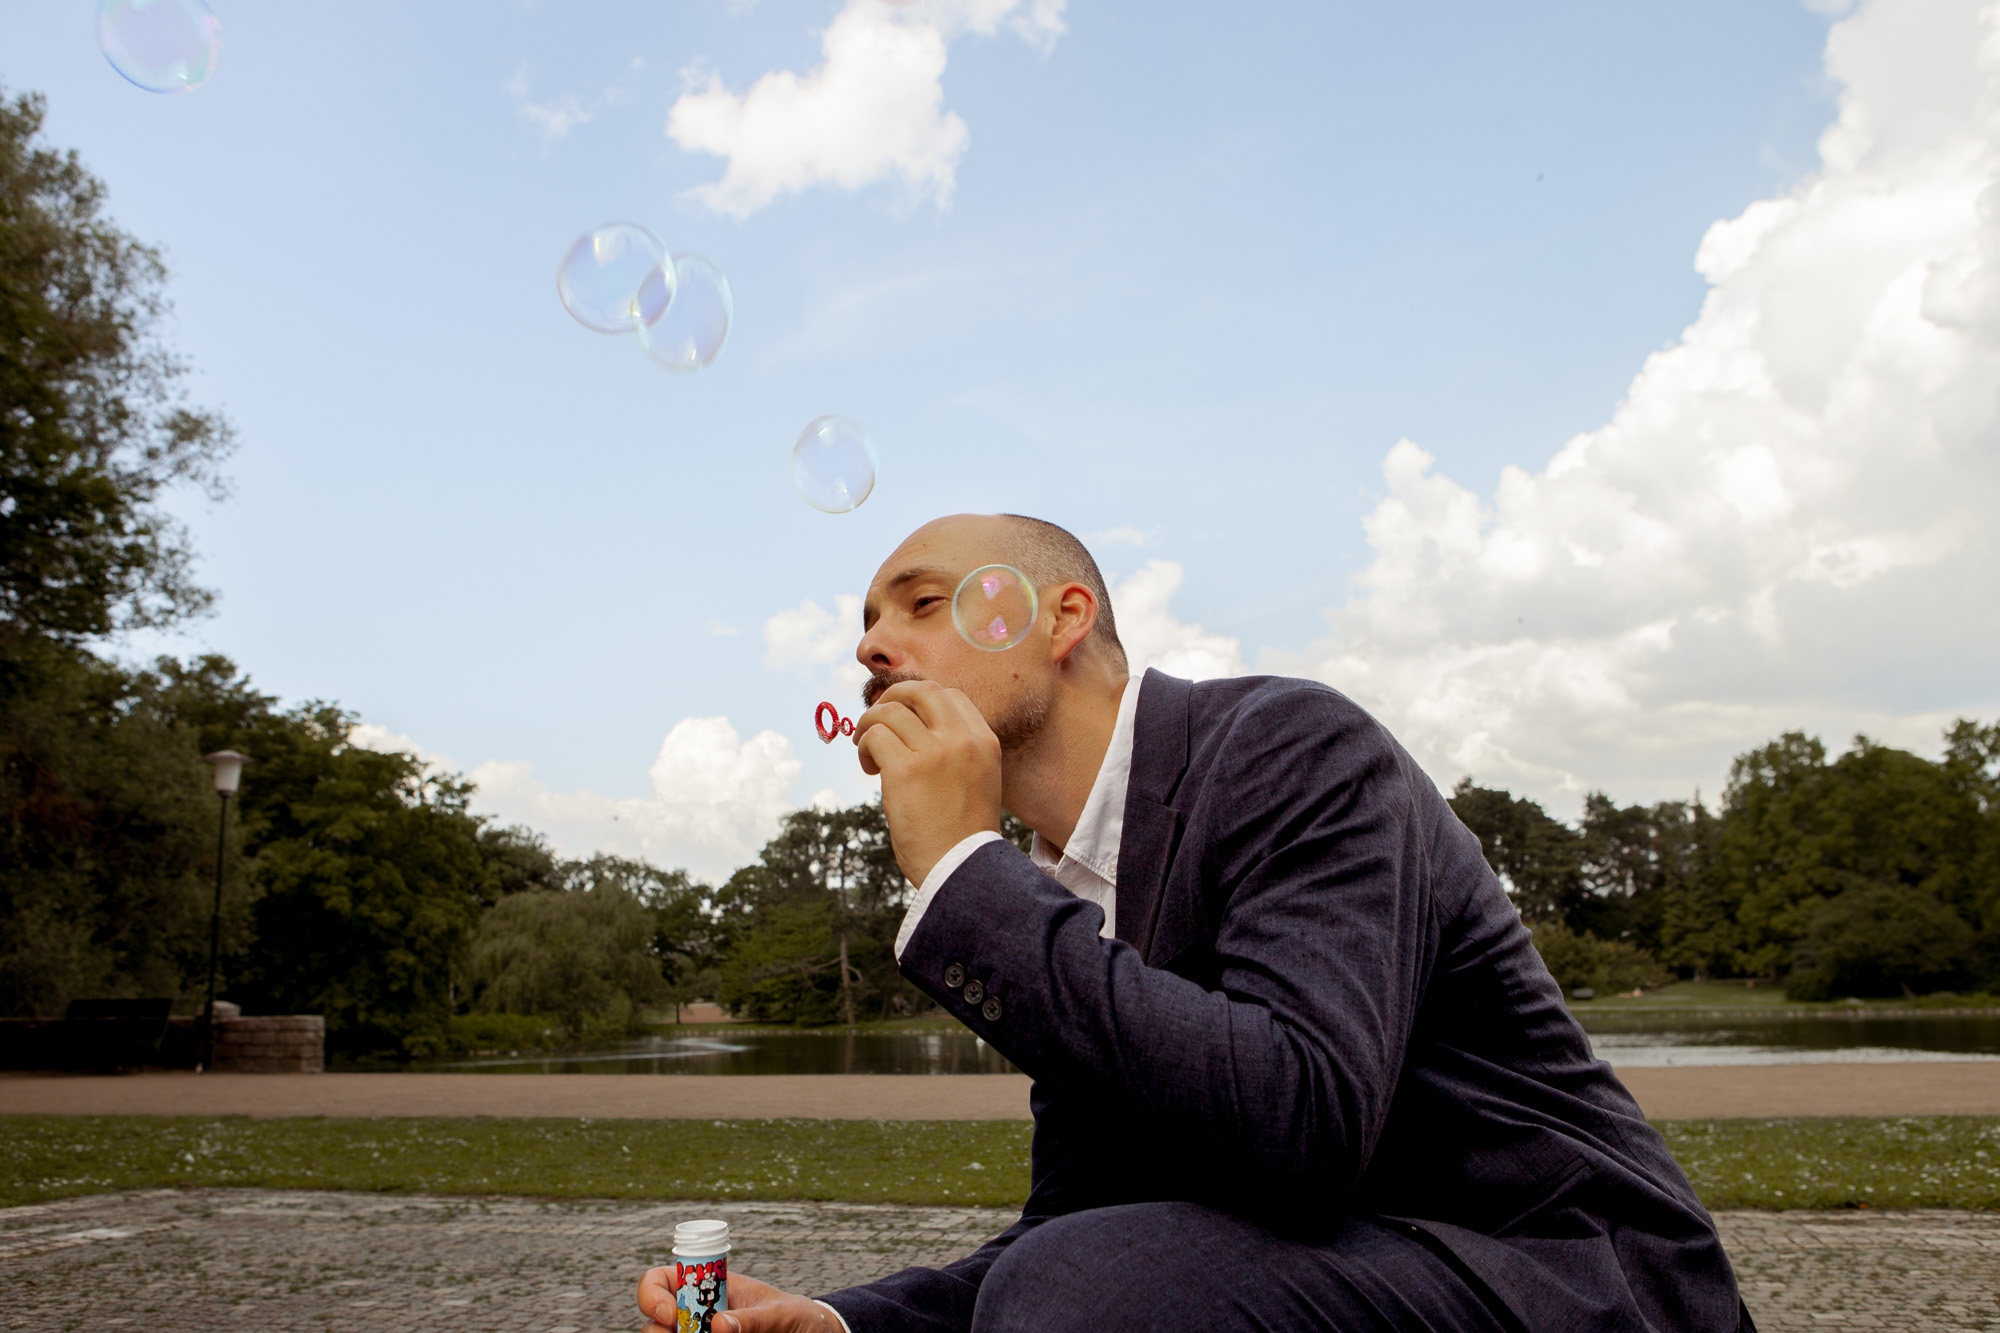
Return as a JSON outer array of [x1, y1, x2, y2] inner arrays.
[[1029, 676, 1143, 885]]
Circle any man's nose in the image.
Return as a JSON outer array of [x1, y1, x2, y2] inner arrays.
[[856, 624, 904, 673]]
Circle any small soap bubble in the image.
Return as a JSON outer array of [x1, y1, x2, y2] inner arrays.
[[557, 224, 672, 334], [953, 565, 1037, 651], [635, 253, 732, 373], [790, 416, 878, 514], [97, 0, 220, 94]]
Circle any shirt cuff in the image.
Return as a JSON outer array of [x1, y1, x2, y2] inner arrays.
[[813, 1299, 853, 1333], [893, 830, 1007, 960]]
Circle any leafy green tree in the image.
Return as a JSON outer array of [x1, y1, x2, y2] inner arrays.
[[719, 893, 841, 1025], [229, 705, 492, 1058], [1719, 732, 1975, 977], [1448, 779, 1584, 921], [0, 647, 235, 1014], [1941, 720, 2000, 976], [464, 878, 665, 1041], [0, 87, 237, 1017], [1578, 792, 1722, 968], [0, 88, 231, 645], [1785, 883, 1973, 1000]]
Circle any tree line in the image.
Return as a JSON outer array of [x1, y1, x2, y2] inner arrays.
[[1447, 724, 2000, 999], [6, 84, 2000, 1063]]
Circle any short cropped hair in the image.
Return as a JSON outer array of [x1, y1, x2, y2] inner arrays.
[[997, 515, 1128, 674]]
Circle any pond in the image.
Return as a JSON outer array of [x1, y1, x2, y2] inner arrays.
[[1575, 1010, 2000, 1068], [410, 1011, 2000, 1074], [428, 1030, 1021, 1076]]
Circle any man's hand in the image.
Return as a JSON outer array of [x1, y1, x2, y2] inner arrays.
[[638, 1264, 842, 1333], [853, 679, 1003, 887]]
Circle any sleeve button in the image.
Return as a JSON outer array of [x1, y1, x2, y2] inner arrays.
[[943, 963, 966, 989], [962, 979, 985, 1005], [981, 996, 1003, 1022]]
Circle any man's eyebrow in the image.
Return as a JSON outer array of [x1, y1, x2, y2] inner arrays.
[[863, 566, 953, 632]]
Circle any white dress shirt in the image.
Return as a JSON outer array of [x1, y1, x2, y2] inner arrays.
[[893, 675, 1142, 959]]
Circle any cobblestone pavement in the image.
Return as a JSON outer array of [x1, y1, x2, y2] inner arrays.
[[2, 1190, 1996, 1332]]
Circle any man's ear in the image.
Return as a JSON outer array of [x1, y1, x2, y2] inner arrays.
[[1047, 583, 1098, 665]]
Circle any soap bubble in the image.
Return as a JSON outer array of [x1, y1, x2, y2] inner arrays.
[[953, 565, 1038, 651], [635, 253, 732, 373], [557, 224, 672, 334], [97, 0, 220, 94], [790, 416, 878, 514]]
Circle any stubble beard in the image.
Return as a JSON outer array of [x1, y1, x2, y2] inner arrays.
[[861, 670, 1053, 753]]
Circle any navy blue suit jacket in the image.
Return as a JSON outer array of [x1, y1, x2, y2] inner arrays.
[[822, 671, 1742, 1332]]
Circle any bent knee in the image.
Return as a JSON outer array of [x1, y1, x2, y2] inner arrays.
[[972, 1204, 1205, 1333]]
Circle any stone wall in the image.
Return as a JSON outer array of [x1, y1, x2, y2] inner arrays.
[[0, 1013, 325, 1071], [211, 1016, 324, 1073]]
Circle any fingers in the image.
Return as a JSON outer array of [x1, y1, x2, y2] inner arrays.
[[725, 1273, 782, 1307], [853, 702, 921, 777], [638, 1266, 678, 1325], [853, 681, 993, 767]]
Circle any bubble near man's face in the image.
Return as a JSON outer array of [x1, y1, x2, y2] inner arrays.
[[557, 224, 672, 334], [790, 416, 878, 513], [953, 565, 1037, 651], [98, 0, 220, 94], [635, 253, 732, 373]]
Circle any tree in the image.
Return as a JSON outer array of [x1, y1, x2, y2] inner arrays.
[[230, 706, 493, 1058], [0, 648, 234, 1014], [0, 87, 238, 1018], [1785, 883, 1973, 1000], [0, 87, 232, 646], [1719, 732, 1975, 977], [464, 878, 666, 1041], [1447, 779, 1584, 921], [1578, 792, 1720, 963]]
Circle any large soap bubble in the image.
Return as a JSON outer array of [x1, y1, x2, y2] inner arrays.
[[557, 224, 672, 334], [790, 416, 878, 514], [953, 565, 1038, 651], [97, 0, 220, 94], [635, 253, 732, 373]]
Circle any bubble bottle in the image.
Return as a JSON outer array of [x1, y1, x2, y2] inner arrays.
[[674, 1219, 731, 1333]]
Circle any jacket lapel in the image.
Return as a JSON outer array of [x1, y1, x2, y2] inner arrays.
[[1115, 670, 1192, 961]]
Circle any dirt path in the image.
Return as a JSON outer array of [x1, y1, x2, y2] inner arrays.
[[5, 1062, 2000, 1121]]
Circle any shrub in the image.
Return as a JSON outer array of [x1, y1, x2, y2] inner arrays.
[[1529, 921, 1672, 995]]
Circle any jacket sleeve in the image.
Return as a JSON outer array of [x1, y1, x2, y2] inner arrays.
[[898, 694, 1438, 1214]]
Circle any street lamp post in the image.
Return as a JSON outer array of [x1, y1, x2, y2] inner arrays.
[[199, 750, 248, 1071]]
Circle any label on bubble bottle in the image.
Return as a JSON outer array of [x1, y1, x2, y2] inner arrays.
[[673, 1219, 731, 1333]]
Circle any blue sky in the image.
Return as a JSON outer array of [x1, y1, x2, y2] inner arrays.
[[12, 0, 1996, 878]]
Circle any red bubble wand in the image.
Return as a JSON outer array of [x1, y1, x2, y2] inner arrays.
[[815, 701, 855, 744]]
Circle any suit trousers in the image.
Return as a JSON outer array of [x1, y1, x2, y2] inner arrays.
[[969, 1202, 1515, 1333]]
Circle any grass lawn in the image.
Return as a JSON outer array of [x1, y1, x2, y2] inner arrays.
[[5, 1114, 1999, 1213]]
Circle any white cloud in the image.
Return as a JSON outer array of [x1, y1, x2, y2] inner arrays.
[[764, 593, 871, 699], [468, 718, 802, 881], [1112, 560, 1246, 683], [1085, 525, 1155, 549], [508, 58, 647, 150], [1291, 0, 2000, 812], [351, 717, 800, 882], [665, 0, 1065, 218]]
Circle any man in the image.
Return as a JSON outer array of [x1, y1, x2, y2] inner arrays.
[[639, 514, 1747, 1333]]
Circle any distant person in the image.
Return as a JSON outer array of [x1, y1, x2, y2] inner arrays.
[[639, 514, 1749, 1332]]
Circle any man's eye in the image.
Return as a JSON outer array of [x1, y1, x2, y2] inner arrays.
[[914, 597, 941, 611]]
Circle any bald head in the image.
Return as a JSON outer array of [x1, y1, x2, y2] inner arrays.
[[993, 515, 1127, 674]]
